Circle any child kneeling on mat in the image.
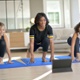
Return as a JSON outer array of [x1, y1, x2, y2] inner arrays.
[[0, 22, 12, 64]]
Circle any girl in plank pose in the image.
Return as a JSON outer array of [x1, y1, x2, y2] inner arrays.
[[0, 22, 12, 64]]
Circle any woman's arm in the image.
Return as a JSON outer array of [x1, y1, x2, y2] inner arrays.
[[49, 38, 54, 61], [30, 38, 34, 62], [71, 33, 77, 60], [4, 33, 12, 63]]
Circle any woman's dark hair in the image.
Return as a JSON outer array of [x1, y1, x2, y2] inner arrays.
[[74, 22, 80, 33], [34, 12, 49, 25]]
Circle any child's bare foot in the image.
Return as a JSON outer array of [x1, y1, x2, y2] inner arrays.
[[8, 61, 13, 64]]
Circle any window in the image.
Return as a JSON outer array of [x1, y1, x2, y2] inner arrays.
[[7, 1, 15, 29], [0, 0, 30, 31], [48, 12, 59, 25], [46, 0, 71, 28], [0, 1, 6, 27], [46, 0, 64, 28], [15, 0, 23, 29], [23, 0, 30, 29]]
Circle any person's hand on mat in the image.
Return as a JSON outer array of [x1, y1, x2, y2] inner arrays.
[[50, 56, 54, 62], [72, 57, 75, 62], [30, 53, 35, 63], [42, 57, 48, 62], [30, 57, 34, 63]]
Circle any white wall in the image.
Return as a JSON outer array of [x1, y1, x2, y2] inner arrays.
[[78, 0, 80, 21], [64, 0, 71, 28], [29, 0, 44, 19], [70, 0, 80, 27]]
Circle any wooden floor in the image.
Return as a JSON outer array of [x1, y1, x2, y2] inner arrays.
[[0, 51, 80, 80]]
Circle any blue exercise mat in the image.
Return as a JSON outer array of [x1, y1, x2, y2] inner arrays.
[[21, 58, 52, 67], [0, 55, 80, 69], [21, 55, 80, 67], [0, 60, 26, 69], [55, 55, 80, 63], [21, 56, 71, 67], [55, 55, 71, 59]]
